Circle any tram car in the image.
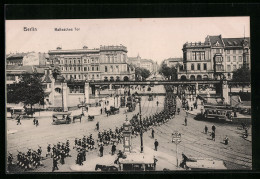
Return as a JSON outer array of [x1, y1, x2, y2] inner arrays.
[[184, 157, 227, 170], [203, 104, 232, 121], [148, 94, 154, 101], [126, 96, 136, 112]]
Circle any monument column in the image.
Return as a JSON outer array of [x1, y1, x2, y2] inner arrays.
[[85, 82, 90, 104], [222, 80, 229, 104]]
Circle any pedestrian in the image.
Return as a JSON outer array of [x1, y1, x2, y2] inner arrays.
[[184, 117, 187, 126], [16, 115, 22, 125], [210, 132, 215, 141], [52, 156, 59, 172], [204, 125, 208, 134], [177, 108, 180, 115], [100, 108, 103, 114], [46, 144, 51, 157], [156, 101, 159, 106], [151, 128, 155, 138], [224, 135, 229, 145], [153, 156, 158, 170], [86, 106, 88, 112], [35, 119, 39, 127], [99, 145, 104, 157], [154, 139, 159, 151], [111, 143, 116, 155], [212, 125, 216, 133], [33, 117, 36, 125], [96, 122, 99, 131]]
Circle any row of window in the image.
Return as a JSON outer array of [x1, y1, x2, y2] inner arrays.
[[226, 49, 243, 54], [192, 51, 205, 61], [61, 66, 99, 72], [104, 65, 120, 73], [190, 63, 207, 71], [226, 56, 243, 62], [60, 57, 99, 64], [227, 64, 242, 72], [68, 86, 84, 93], [64, 74, 100, 80]]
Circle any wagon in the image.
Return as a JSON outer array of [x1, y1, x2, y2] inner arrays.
[[52, 112, 72, 125]]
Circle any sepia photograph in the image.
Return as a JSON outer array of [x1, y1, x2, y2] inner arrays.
[[5, 17, 251, 173]]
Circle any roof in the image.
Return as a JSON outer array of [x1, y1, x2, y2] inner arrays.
[[6, 53, 27, 59], [119, 153, 154, 164], [223, 37, 250, 47], [165, 58, 183, 62], [6, 65, 34, 73], [207, 35, 224, 47]]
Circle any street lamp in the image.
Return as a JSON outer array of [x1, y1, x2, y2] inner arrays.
[[137, 95, 144, 153], [61, 76, 65, 112]]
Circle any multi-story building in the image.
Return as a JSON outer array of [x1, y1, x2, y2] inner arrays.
[[6, 53, 27, 66], [163, 58, 184, 73], [6, 52, 49, 66], [127, 55, 158, 73], [178, 35, 250, 80], [48, 45, 135, 82]]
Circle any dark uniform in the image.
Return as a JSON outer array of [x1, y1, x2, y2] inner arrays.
[[99, 145, 104, 157], [154, 139, 159, 151], [111, 144, 116, 155]]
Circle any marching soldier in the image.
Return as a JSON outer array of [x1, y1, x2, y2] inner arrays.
[[52, 155, 59, 172], [46, 144, 51, 157], [99, 145, 104, 157], [111, 143, 116, 155]]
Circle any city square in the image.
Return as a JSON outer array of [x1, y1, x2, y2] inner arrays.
[[5, 17, 251, 172]]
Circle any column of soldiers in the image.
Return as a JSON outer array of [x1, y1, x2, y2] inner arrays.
[[15, 146, 43, 171], [50, 140, 71, 172]]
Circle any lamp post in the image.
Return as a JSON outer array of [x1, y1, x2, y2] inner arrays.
[[138, 95, 143, 153], [61, 76, 65, 112]]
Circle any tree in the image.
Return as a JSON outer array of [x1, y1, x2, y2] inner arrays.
[[232, 66, 250, 92], [8, 72, 45, 116], [135, 67, 151, 81], [159, 63, 178, 81], [232, 66, 250, 82]]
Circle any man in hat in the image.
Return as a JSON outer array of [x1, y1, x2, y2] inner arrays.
[[52, 155, 59, 172], [46, 144, 51, 157], [111, 143, 116, 155], [96, 122, 99, 131], [154, 139, 159, 151], [184, 117, 187, 126], [99, 145, 104, 157]]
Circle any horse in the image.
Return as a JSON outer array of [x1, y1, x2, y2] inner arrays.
[[73, 114, 83, 123]]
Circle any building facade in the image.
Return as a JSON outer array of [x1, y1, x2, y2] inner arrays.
[[48, 45, 135, 82], [127, 55, 158, 73], [178, 35, 250, 80]]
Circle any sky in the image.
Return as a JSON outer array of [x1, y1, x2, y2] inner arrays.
[[6, 17, 250, 64]]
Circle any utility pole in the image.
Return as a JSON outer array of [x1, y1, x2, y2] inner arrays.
[[139, 97, 143, 153], [62, 80, 64, 112]]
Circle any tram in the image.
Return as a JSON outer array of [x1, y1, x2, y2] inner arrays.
[[126, 96, 136, 112], [203, 104, 232, 121], [185, 157, 227, 170], [118, 153, 155, 171]]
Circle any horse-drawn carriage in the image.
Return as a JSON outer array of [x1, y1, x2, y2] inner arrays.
[[52, 112, 72, 125], [107, 106, 120, 115]]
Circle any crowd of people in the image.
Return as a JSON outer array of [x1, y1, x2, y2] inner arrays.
[[15, 146, 43, 171]]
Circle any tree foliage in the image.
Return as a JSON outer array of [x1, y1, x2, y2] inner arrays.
[[135, 67, 151, 81], [232, 66, 250, 82], [159, 63, 178, 81], [7, 72, 45, 114]]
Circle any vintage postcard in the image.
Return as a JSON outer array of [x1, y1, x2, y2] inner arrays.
[[6, 17, 251, 173]]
